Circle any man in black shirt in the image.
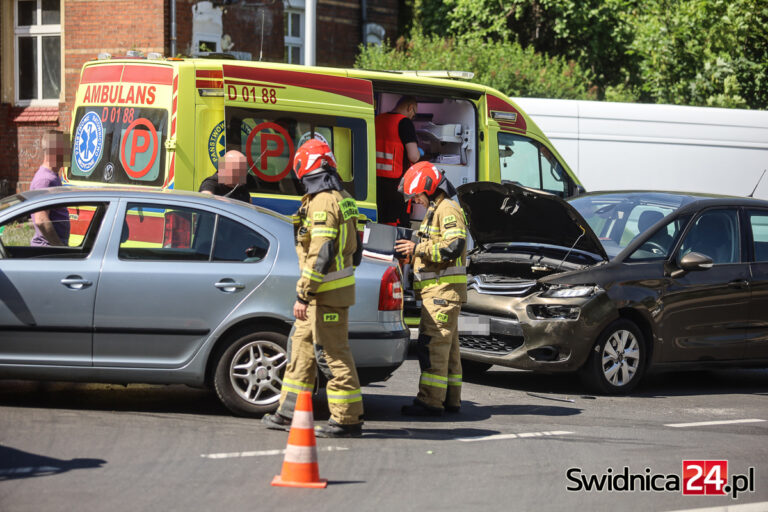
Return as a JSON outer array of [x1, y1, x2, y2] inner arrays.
[[199, 150, 252, 203]]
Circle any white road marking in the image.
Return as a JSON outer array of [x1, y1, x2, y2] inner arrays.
[[457, 430, 573, 442], [665, 501, 768, 512], [201, 446, 349, 459], [665, 419, 765, 428]]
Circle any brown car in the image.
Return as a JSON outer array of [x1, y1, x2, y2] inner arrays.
[[457, 182, 768, 393]]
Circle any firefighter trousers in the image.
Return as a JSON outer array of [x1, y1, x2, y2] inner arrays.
[[413, 292, 463, 410], [277, 304, 364, 425]]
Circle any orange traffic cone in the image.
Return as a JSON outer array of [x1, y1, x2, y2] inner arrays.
[[271, 391, 328, 488]]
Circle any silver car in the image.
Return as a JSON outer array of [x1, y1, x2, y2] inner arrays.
[[0, 187, 408, 416]]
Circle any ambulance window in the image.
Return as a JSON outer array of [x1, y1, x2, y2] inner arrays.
[[498, 132, 570, 197], [67, 106, 168, 187], [224, 107, 367, 200]]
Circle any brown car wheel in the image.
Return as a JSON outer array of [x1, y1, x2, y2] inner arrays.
[[580, 319, 646, 395], [213, 329, 288, 417]]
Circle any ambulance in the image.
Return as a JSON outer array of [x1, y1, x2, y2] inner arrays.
[[65, 55, 584, 222]]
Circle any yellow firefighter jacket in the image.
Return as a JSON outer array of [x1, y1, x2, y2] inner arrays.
[[294, 189, 360, 307], [412, 191, 468, 303]]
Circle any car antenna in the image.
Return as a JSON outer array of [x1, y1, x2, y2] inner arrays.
[[748, 169, 766, 198], [556, 225, 585, 271]]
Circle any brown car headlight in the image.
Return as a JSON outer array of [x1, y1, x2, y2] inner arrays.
[[539, 285, 602, 298], [527, 304, 581, 320]]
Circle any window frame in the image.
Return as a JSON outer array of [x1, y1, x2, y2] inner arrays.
[[117, 202, 271, 264], [284, 8, 304, 65], [676, 207, 743, 265], [744, 207, 768, 263], [497, 131, 572, 197], [13, 0, 62, 106]]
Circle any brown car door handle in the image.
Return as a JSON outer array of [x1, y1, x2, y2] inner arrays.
[[728, 280, 749, 289]]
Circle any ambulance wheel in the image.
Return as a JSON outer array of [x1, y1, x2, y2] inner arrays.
[[213, 329, 288, 417]]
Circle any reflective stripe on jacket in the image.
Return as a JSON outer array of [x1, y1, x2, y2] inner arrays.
[[375, 113, 407, 179], [295, 189, 359, 307], [412, 192, 468, 303]]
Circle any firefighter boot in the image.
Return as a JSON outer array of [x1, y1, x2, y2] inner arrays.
[[315, 419, 363, 438], [262, 412, 292, 432]]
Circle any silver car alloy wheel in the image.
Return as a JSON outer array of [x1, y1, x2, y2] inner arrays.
[[601, 329, 640, 387], [229, 339, 287, 405]]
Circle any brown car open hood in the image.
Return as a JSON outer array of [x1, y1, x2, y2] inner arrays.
[[457, 182, 608, 261]]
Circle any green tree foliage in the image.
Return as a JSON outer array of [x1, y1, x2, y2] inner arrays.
[[407, 0, 638, 98], [628, 0, 768, 109], [356, 32, 596, 99], [391, 0, 767, 109]]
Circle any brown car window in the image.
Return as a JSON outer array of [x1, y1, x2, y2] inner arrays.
[[748, 210, 768, 262], [678, 209, 740, 264]]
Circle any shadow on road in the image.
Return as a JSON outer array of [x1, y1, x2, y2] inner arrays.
[[311, 391, 582, 425], [0, 380, 230, 416], [0, 445, 105, 480], [464, 366, 768, 398]]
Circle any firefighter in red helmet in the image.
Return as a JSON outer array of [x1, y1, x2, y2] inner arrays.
[[262, 138, 364, 437], [395, 161, 467, 416]]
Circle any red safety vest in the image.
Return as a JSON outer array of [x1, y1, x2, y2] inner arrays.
[[375, 113, 407, 179]]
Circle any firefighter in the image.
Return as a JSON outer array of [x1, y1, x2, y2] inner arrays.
[[262, 139, 365, 438], [394, 161, 467, 416]]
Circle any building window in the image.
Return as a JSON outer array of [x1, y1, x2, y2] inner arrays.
[[14, 0, 61, 104], [284, 9, 303, 65]]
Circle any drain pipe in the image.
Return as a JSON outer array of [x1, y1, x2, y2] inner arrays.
[[361, 0, 367, 44], [170, 0, 177, 57], [304, 0, 316, 65]]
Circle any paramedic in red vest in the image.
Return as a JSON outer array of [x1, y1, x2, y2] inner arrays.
[[375, 96, 421, 226]]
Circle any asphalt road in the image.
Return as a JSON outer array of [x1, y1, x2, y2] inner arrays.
[[1, 358, 767, 512]]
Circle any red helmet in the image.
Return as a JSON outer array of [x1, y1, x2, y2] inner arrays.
[[292, 139, 337, 179], [398, 161, 442, 199]]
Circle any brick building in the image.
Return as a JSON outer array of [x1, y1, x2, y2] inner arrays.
[[0, 0, 399, 194]]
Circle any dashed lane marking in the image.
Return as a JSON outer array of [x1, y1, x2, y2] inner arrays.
[[201, 446, 349, 459], [665, 419, 765, 428], [665, 501, 768, 512], [456, 430, 574, 442]]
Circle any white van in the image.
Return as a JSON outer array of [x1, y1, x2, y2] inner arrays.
[[512, 98, 768, 199]]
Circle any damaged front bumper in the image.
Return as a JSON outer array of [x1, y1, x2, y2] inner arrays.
[[458, 289, 617, 372]]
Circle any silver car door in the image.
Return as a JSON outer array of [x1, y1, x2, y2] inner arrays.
[[92, 199, 275, 368], [0, 200, 111, 366]]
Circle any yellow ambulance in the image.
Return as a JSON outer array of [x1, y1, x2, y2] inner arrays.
[[65, 56, 584, 221]]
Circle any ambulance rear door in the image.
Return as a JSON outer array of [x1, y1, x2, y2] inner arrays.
[[222, 64, 376, 219], [66, 62, 177, 189]]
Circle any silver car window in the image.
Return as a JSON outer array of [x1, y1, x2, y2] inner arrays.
[[0, 202, 107, 258], [118, 203, 269, 263]]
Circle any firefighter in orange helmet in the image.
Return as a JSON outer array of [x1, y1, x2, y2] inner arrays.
[[262, 139, 364, 437], [395, 161, 467, 416]]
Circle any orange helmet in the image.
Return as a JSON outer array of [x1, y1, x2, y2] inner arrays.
[[292, 139, 337, 180], [398, 161, 442, 199]]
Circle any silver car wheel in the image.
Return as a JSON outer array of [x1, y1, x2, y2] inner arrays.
[[601, 329, 640, 387], [229, 339, 287, 406]]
